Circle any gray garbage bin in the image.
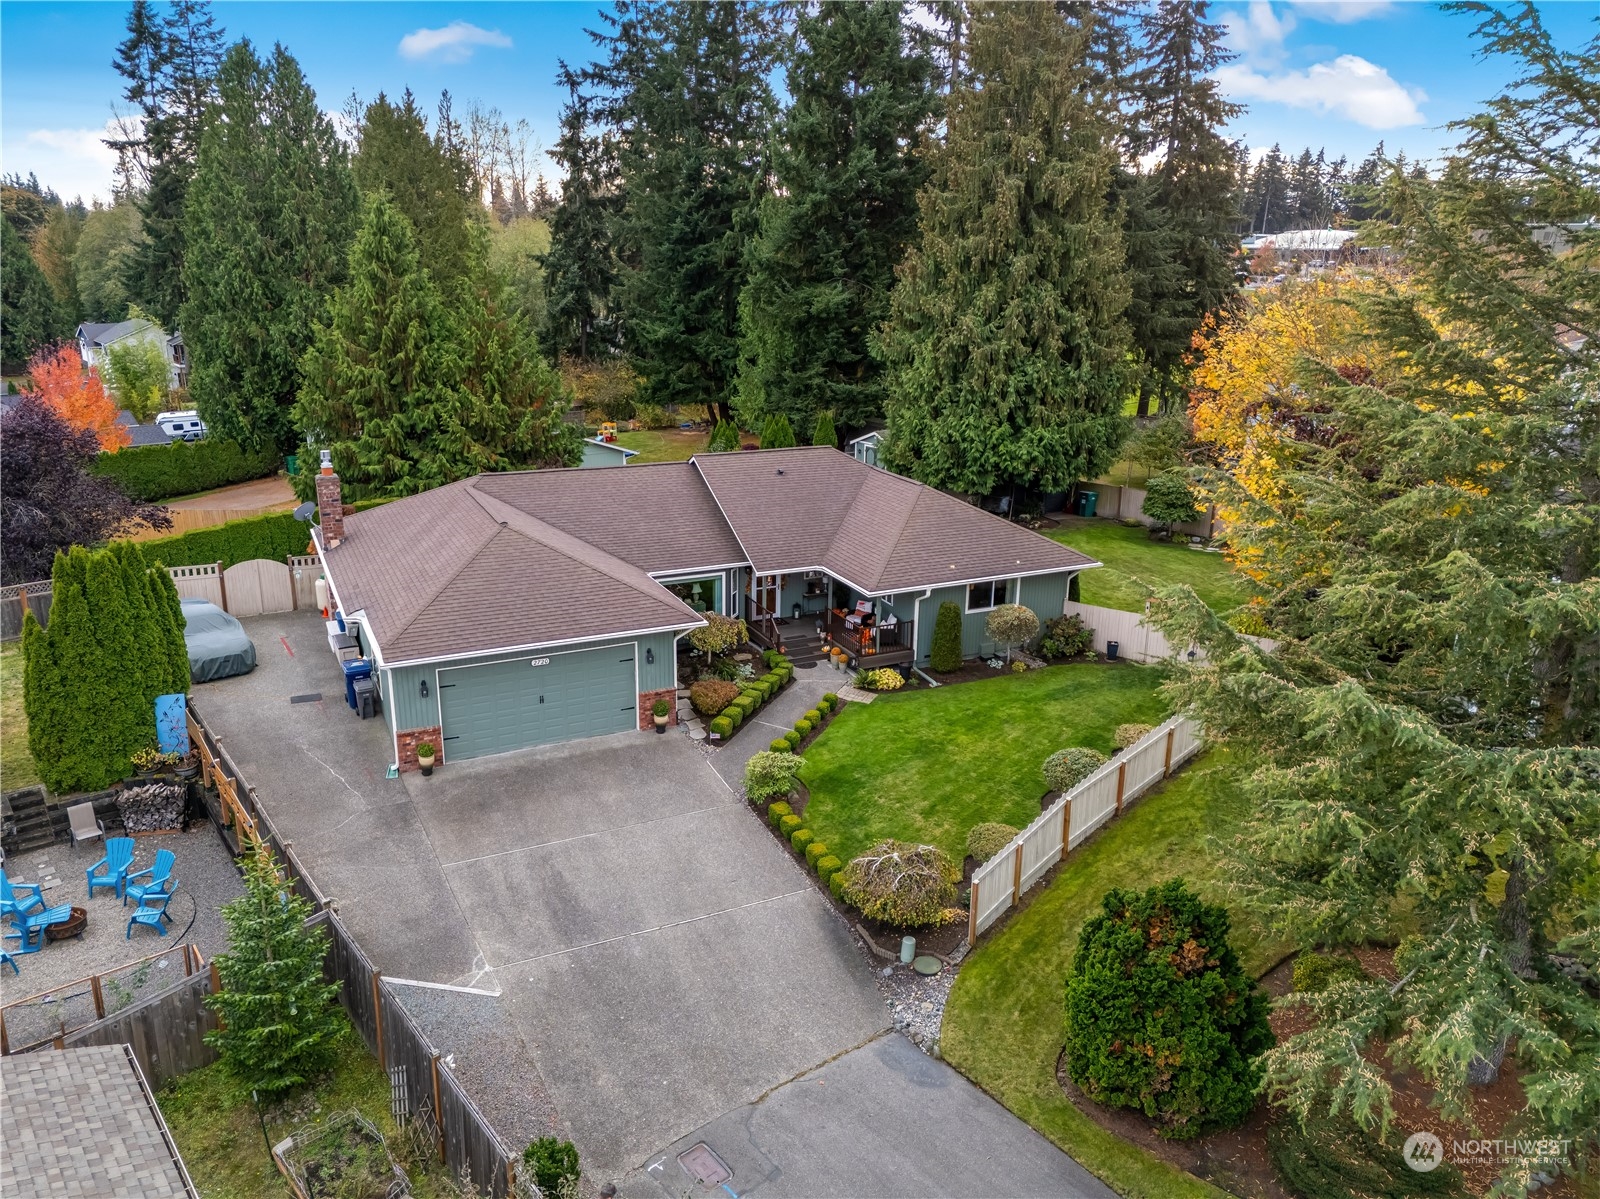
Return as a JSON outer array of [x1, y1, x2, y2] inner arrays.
[[1106, 640, 1120, 661]]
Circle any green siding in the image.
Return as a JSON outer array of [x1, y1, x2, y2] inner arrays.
[[580, 441, 633, 467], [911, 573, 1075, 665], [439, 644, 638, 759]]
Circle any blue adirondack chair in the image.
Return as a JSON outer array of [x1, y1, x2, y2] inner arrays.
[[0, 869, 45, 920], [1, 948, 17, 975], [87, 837, 135, 899], [10, 904, 72, 953], [123, 849, 175, 907], [126, 884, 178, 939]]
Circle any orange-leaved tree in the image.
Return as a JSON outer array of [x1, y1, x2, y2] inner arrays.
[[23, 343, 128, 451]]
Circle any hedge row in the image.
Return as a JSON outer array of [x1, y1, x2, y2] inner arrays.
[[133, 510, 314, 570], [708, 652, 794, 739], [766, 692, 839, 753], [93, 439, 282, 502], [764, 798, 843, 890]]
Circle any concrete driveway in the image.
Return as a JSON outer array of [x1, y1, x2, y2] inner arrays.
[[199, 612, 1115, 1195]]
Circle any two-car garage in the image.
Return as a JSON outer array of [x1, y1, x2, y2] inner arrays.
[[437, 645, 641, 761]]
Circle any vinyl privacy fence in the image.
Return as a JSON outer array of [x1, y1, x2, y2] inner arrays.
[[967, 714, 1203, 944]]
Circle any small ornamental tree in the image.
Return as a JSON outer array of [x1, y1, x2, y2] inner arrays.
[[206, 846, 343, 1096], [838, 840, 958, 928], [744, 751, 804, 803], [687, 612, 747, 661], [929, 600, 963, 672], [707, 418, 741, 452], [103, 317, 172, 421], [24, 343, 128, 450], [1064, 880, 1274, 1139], [811, 410, 836, 448], [986, 603, 1040, 663], [1044, 747, 1107, 793], [1141, 471, 1200, 539], [760, 412, 797, 449]]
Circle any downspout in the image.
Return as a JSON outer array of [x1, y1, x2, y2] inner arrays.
[[910, 586, 939, 687]]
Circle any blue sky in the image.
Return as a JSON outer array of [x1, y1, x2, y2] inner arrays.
[[2, 1, 1594, 205]]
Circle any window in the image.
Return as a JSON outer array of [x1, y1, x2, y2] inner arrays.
[[966, 579, 1008, 612], [666, 575, 722, 614]]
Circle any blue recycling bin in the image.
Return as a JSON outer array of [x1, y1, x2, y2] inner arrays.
[[342, 657, 373, 709]]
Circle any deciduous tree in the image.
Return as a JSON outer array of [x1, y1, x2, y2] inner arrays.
[[23, 344, 128, 450]]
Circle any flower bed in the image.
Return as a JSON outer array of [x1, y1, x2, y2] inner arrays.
[[704, 649, 795, 742]]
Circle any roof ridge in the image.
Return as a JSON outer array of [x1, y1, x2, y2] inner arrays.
[[464, 482, 701, 623], [828, 469, 925, 592]]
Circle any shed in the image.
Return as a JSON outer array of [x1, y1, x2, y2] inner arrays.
[[580, 437, 639, 468]]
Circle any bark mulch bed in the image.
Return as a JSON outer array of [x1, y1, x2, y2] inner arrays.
[[1056, 948, 1580, 1199]]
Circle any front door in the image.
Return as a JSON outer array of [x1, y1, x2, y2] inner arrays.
[[755, 574, 780, 617]]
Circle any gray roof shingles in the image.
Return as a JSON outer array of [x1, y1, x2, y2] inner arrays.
[[323, 449, 1095, 664]]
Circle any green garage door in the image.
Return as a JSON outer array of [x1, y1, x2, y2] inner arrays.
[[438, 645, 637, 760]]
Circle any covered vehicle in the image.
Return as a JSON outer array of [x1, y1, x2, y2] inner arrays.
[[181, 597, 257, 682]]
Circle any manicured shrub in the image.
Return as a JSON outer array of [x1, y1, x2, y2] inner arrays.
[[733, 694, 760, 716], [746, 751, 805, 803], [1292, 952, 1369, 994], [791, 828, 814, 853], [816, 695, 834, 714], [1044, 746, 1108, 792], [709, 715, 733, 738], [779, 813, 802, 837], [92, 438, 281, 502], [688, 612, 747, 658], [804, 708, 822, 725], [724, 706, 744, 728], [930, 600, 963, 672], [522, 1138, 581, 1198], [794, 718, 813, 736], [1265, 1115, 1465, 1199], [812, 409, 837, 448], [837, 841, 958, 928], [1038, 613, 1094, 660], [783, 730, 802, 749], [805, 841, 829, 869], [690, 679, 740, 716], [986, 603, 1040, 661], [828, 869, 848, 898], [762, 648, 784, 670], [1063, 880, 1274, 1140], [1113, 722, 1154, 749], [822, 691, 839, 708], [767, 801, 793, 827], [966, 822, 1020, 864], [1142, 471, 1201, 537], [769, 738, 792, 753]]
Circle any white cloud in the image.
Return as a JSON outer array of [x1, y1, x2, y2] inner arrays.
[[398, 21, 512, 64], [1225, 1, 1297, 66], [1215, 54, 1426, 129], [7, 119, 129, 205], [1288, 1, 1396, 23]]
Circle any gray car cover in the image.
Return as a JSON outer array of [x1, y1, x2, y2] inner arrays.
[[181, 598, 257, 682]]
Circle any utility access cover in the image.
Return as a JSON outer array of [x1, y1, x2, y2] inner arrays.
[[678, 1143, 732, 1187]]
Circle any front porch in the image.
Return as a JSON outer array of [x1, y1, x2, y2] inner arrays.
[[741, 570, 916, 669]]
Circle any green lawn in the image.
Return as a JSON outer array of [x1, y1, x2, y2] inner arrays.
[[1, 640, 40, 791], [161, 1020, 457, 1199], [940, 752, 1291, 1199], [799, 664, 1168, 865], [1049, 517, 1258, 615]]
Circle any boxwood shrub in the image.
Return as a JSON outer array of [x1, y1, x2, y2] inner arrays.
[[768, 739, 792, 754], [816, 696, 834, 714], [816, 855, 842, 883], [805, 841, 829, 869], [783, 730, 802, 749], [725, 706, 744, 728], [822, 691, 839, 708], [767, 801, 793, 828], [804, 708, 822, 725], [828, 869, 848, 898], [709, 715, 733, 738], [790, 828, 813, 853], [794, 719, 813, 736], [779, 814, 802, 837]]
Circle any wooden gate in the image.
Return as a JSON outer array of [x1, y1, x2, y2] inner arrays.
[[221, 559, 295, 618]]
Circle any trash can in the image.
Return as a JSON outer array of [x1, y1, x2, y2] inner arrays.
[[352, 676, 380, 720], [342, 658, 372, 709], [335, 609, 347, 632], [1106, 640, 1120, 661], [1080, 490, 1099, 518]]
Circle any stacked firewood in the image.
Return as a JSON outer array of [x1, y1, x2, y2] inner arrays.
[[117, 783, 186, 832]]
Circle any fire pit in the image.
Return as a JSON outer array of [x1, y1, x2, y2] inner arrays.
[[46, 906, 88, 941]]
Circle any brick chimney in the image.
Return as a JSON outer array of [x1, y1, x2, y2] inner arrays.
[[315, 450, 345, 546]]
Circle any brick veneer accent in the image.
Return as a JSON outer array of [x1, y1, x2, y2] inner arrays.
[[398, 726, 442, 772], [638, 688, 677, 730], [315, 470, 345, 543]]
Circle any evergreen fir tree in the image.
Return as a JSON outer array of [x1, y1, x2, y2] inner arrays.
[[707, 418, 740, 452], [735, 0, 938, 440], [880, 2, 1132, 497], [588, 1, 781, 422], [543, 72, 622, 361], [811, 410, 837, 449], [147, 563, 192, 696], [1345, 142, 1387, 222], [206, 846, 343, 1096], [1, 216, 67, 372], [760, 413, 796, 449], [352, 90, 475, 291], [1246, 145, 1290, 234], [294, 194, 462, 498], [182, 40, 358, 453], [106, 0, 163, 192]]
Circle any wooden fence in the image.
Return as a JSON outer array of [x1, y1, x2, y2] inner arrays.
[[126, 507, 295, 541], [3, 555, 325, 640], [63, 967, 219, 1090], [967, 714, 1204, 943], [1068, 484, 1218, 539], [1064, 601, 1278, 665]]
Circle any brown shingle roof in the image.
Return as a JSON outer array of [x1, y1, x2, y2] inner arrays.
[[322, 477, 704, 665], [691, 447, 1096, 593]]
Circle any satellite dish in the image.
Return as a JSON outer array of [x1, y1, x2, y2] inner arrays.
[[293, 501, 317, 522]]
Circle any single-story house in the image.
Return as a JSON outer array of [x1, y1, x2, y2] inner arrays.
[[116, 408, 174, 447], [580, 436, 639, 467], [76, 319, 184, 390], [314, 446, 1098, 769]]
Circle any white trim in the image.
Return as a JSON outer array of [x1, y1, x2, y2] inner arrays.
[[647, 561, 749, 577], [964, 578, 1010, 613], [436, 639, 642, 757], [724, 560, 1099, 600], [652, 569, 730, 617], [847, 430, 883, 445], [388, 620, 701, 669], [582, 436, 639, 458]]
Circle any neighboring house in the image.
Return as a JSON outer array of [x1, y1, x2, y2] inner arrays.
[[314, 446, 1098, 768], [116, 408, 174, 447], [848, 429, 884, 467], [75, 319, 183, 389], [168, 330, 189, 388], [580, 436, 639, 467]]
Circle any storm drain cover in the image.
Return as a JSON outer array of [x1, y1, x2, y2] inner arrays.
[[289, 693, 323, 704], [678, 1143, 732, 1186], [913, 954, 943, 975]]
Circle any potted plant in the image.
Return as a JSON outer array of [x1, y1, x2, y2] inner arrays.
[[416, 741, 437, 776], [652, 698, 671, 733], [132, 747, 175, 779], [174, 750, 201, 781]]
